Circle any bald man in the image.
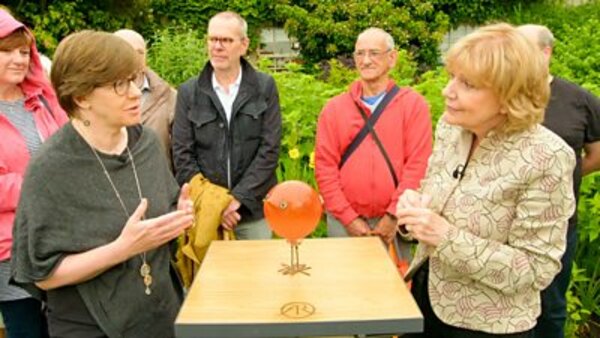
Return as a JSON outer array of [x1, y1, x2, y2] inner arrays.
[[518, 24, 600, 338], [114, 29, 177, 169], [315, 28, 432, 262]]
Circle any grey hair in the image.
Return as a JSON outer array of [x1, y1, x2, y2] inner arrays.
[[209, 11, 248, 38], [518, 24, 554, 49], [357, 28, 395, 50]]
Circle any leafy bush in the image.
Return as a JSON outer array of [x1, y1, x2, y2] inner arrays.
[[413, 67, 448, 129], [145, 0, 279, 50], [275, 0, 450, 70], [147, 28, 208, 87], [5, 0, 147, 54], [432, 0, 546, 27]]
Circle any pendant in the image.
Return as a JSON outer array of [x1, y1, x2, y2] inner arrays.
[[140, 262, 152, 295], [140, 262, 151, 276]]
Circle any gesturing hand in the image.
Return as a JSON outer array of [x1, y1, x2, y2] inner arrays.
[[117, 198, 194, 257]]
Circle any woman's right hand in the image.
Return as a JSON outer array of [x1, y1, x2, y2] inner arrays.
[[397, 189, 431, 210], [116, 198, 194, 257], [396, 189, 432, 236]]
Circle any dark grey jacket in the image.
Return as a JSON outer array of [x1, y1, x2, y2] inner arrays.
[[172, 58, 281, 220]]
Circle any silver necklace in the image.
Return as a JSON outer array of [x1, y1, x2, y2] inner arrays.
[[88, 144, 153, 296]]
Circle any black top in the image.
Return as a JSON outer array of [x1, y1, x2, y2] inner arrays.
[[542, 77, 600, 225], [11, 123, 181, 338]]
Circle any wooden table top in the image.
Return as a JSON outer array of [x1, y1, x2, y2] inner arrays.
[[176, 237, 423, 337]]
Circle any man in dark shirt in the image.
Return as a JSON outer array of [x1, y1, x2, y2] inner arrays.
[[519, 24, 600, 338]]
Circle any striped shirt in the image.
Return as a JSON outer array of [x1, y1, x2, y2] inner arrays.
[[0, 99, 41, 301]]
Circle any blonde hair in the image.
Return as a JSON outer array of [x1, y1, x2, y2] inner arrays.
[[444, 23, 549, 133], [51, 30, 141, 117]]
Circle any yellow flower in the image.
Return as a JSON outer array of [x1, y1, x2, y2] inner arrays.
[[288, 148, 300, 160], [309, 151, 315, 169]]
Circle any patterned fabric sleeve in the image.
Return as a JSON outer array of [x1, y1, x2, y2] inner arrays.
[[432, 140, 575, 295]]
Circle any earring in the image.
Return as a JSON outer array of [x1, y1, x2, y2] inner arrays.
[[83, 119, 91, 127]]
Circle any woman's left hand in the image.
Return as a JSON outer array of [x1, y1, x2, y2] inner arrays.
[[395, 207, 454, 247], [177, 183, 194, 213]]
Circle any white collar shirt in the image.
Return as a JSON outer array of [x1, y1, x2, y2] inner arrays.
[[212, 70, 242, 124]]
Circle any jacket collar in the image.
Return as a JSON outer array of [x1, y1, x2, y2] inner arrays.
[[349, 79, 398, 113], [196, 58, 260, 120], [197, 58, 259, 95]]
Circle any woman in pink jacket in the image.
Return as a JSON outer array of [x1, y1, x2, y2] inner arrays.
[[0, 9, 68, 338]]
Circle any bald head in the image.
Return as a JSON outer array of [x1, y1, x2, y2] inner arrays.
[[356, 28, 395, 50], [517, 24, 554, 67], [114, 29, 146, 67], [517, 24, 554, 50]]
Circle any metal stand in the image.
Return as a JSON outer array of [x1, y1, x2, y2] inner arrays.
[[279, 242, 311, 276]]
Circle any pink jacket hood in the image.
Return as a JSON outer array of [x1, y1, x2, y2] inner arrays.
[[0, 9, 67, 126]]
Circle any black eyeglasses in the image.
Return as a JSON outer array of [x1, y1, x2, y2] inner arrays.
[[110, 72, 144, 96], [207, 36, 243, 47]]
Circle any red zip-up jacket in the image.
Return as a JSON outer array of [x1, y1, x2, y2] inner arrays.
[[0, 11, 68, 260], [315, 80, 432, 226]]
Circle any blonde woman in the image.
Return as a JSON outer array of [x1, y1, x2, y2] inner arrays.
[[397, 23, 575, 337]]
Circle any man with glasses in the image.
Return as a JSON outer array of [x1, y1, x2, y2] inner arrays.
[[172, 11, 281, 240], [315, 28, 432, 263], [114, 29, 177, 170]]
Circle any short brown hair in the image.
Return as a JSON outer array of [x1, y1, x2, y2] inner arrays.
[[445, 23, 549, 133], [50, 30, 142, 117], [0, 27, 33, 51]]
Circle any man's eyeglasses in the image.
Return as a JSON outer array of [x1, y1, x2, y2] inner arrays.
[[207, 36, 242, 47], [111, 72, 144, 96], [353, 49, 392, 60]]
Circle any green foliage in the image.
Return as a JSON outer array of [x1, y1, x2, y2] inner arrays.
[[566, 171, 600, 336], [147, 28, 208, 87], [145, 0, 281, 50], [269, 63, 344, 186], [5, 0, 149, 54], [431, 0, 546, 27], [503, 1, 600, 95], [413, 67, 448, 129], [276, 0, 449, 70]]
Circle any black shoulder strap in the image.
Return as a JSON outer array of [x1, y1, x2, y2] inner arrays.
[[38, 95, 54, 119], [339, 85, 400, 187]]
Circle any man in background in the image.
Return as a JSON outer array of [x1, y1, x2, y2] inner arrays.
[[114, 29, 177, 168], [315, 28, 432, 261], [172, 12, 281, 239], [518, 24, 600, 338]]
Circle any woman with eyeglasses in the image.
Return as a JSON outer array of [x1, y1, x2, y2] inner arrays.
[[11, 30, 193, 338], [0, 9, 68, 338]]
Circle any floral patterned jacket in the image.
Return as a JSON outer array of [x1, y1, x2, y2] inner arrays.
[[407, 119, 576, 334]]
